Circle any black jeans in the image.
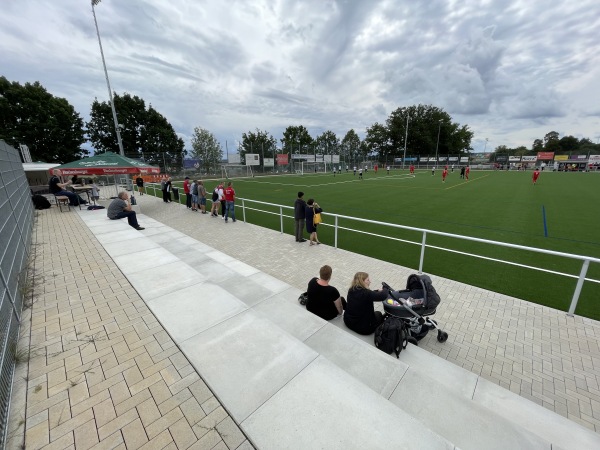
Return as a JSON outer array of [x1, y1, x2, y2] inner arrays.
[[112, 211, 140, 228], [295, 219, 305, 241], [186, 193, 192, 208]]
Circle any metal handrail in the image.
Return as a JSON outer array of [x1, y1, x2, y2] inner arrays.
[[144, 184, 599, 316], [235, 197, 599, 317]]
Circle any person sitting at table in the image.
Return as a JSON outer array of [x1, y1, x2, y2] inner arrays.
[[343, 272, 389, 335], [48, 175, 87, 206], [305, 265, 346, 320], [107, 191, 144, 230], [71, 174, 81, 185]]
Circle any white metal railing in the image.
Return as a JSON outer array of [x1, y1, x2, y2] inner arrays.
[[143, 184, 600, 316], [236, 197, 600, 317]]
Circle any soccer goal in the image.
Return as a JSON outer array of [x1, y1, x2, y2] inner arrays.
[[295, 161, 326, 175], [221, 164, 253, 179]]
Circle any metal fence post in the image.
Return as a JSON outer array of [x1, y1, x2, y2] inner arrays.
[[242, 199, 246, 223], [418, 231, 427, 273], [567, 259, 590, 316], [334, 215, 338, 249], [279, 206, 284, 233]]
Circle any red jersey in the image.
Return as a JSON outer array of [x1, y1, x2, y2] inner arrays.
[[183, 179, 190, 194], [532, 170, 540, 180], [224, 186, 235, 201]]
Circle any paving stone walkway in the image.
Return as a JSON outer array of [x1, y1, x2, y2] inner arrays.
[[11, 184, 600, 449], [17, 206, 254, 450], [135, 187, 600, 433]]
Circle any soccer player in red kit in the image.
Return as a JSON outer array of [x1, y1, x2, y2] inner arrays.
[[442, 167, 448, 182], [532, 168, 540, 185], [465, 166, 470, 180], [409, 164, 415, 174]]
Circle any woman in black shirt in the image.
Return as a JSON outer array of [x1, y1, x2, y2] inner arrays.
[[344, 272, 388, 335], [305, 265, 345, 320]]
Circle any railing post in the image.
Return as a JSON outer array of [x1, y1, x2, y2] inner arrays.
[[418, 231, 427, 273], [334, 215, 338, 249], [279, 206, 283, 233], [567, 259, 589, 317], [242, 199, 246, 223]]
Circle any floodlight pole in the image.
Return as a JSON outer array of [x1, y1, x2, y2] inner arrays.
[[92, 0, 125, 157], [434, 121, 442, 166], [402, 114, 409, 169]]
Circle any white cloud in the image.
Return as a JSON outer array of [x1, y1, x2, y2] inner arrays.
[[1, 0, 600, 153]]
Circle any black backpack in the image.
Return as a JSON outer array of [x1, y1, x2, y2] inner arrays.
[[374, 315, 409, 358], [31, 194, 51, 210]]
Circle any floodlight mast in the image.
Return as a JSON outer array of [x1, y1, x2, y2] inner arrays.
[[91, 0, 125, 157], [402, 113, 409, 169]]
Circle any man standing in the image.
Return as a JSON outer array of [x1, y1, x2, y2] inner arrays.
[[532, 168, 540, 185], [294, 192, 307, 242], [198, 180, 207, 214], [183, 176, 192, 209], [465, 166, 470, 180], [224, 182, 236, 223], [442, 167, 448, 183], [460, 166, 466, 179], [135, 175, 144, 195], [107, 192, 144, 230]]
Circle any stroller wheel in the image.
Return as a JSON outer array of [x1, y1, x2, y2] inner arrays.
[[437, 330, 448, 343]]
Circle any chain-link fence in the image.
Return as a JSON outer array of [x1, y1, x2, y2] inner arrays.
[[0, 140, 33, 447]]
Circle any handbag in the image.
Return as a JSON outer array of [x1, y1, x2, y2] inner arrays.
[[313, 212, 322, 225]]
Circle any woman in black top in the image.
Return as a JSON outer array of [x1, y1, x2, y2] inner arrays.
[[305, 199, 323, 245], [344, 272, 389, 335], [305, 265, 345, 320]]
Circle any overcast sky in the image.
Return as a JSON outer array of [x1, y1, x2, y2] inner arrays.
[[2, 0, 600, 154]]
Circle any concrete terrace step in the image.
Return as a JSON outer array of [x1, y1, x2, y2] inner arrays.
[[77, 208, 600, 450]]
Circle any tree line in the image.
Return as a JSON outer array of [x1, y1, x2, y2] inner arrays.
[[2, 76, 597, 174]]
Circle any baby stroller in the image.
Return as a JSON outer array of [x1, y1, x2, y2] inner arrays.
[[382, 274, 448, 344]]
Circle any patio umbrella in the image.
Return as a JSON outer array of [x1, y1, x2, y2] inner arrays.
[[51, 152, 161, 196], [50, 151, 160, 176]]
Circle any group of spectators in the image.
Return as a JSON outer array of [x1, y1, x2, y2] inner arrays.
[[208, 181, 236, 223], [305, 265, 388, 335]]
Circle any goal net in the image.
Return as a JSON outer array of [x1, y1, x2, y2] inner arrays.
[[221, 164, 253, 179], [295, 161, 326, 175]]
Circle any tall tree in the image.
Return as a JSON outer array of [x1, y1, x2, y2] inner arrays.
[[281, 125, 313, 154], [386, 104, 472, 158], [240, 129, 277, 165], [364, 122, 391, 162], [543, 131, 560, 152], [0, 76, 86, 163], [190, 127, 223, 175], [314, 130, 340, 155], [559, 135, 579, 153], [532, 139, 544, 152], [87, 92, 184, 171], [341, 129, 361, 164]]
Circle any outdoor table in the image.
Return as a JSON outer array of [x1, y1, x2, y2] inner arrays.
[[72, 185, 94, 206]]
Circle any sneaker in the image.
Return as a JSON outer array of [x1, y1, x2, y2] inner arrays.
[[135, 226, 145, 230], [299, 238, 307, 242], [225, 219, 228, 223]]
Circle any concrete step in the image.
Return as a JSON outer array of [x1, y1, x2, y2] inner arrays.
[[78, 209, 600, 450]]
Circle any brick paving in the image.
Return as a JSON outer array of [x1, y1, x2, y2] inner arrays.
[[11, 185, 600, 449], [135, 187, 600, 433], [16, 205, 253, 450]]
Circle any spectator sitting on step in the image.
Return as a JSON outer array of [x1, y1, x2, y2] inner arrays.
[[305, 265, 346, 320], [343, 272, 389, 335], [48, 175, 87, 206], [107, 191, 144, 230]]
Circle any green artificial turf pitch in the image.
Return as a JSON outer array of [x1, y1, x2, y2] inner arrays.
[[177, 169, 600, 319]]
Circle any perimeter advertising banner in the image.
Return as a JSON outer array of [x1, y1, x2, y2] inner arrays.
[[277, 154, 289, 165], [554, 155, 568, 161], [245, 153, 260, 166], [509, 156, 521, 162], [228, 154, 241, 164], [263, 158, 274, 167], [521, 155, 537, 162], [183, 159, 201, 169], [537, 152, 555, 160], [589, 155, 600, 162]]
